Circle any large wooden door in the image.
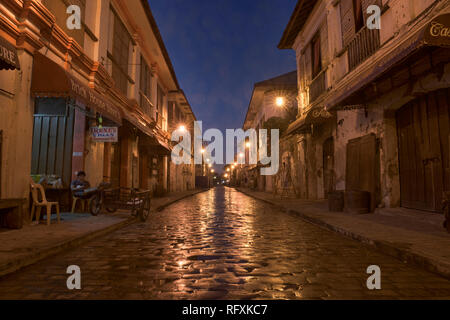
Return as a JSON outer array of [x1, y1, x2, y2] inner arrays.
[[396, 89, 450, 212], [31, 98, 75, 186], [346, 133, 379, 212], [323, 137, 334, 198]]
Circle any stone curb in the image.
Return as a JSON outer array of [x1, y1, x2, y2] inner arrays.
[[236, 188, 450, 280], [0, 189, 209, 278]]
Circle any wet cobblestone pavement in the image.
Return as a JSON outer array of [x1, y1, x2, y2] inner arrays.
[[1, 187, 450, 300]]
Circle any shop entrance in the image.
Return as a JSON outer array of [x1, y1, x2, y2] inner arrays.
[[396, 88, 450, 212], [31, 98, 75, 186]]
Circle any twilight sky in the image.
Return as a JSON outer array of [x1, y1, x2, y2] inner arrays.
[[150, 0, 297, 129], [149, 1, 297, 173]]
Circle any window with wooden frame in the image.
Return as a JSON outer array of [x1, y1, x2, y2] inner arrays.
[[140, 55, 152, 115], [311, 33, 322, 79], [110, 10, 131, 95], [353, 0, 364, 33], [157, 85, 165, 126]]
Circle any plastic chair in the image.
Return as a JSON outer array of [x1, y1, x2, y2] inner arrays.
[[30, 182, 60, 225], [71, 196, 91, 213]]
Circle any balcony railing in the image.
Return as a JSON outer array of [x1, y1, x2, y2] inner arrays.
[[309, 69, 326, 103], [347, 26, 380, 71], [139, 91, 157, 122]]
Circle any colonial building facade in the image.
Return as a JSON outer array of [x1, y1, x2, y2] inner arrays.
[[0, 0, 196, 214], [279, 0, 450, 212], [240, 71, 298, 194]]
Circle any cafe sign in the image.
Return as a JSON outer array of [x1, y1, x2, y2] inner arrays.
[[424, 13, 450, 47], [90, 127, 118, 142]]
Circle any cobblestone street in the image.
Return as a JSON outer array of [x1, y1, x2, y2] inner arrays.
[[1, 187, 450, 300]]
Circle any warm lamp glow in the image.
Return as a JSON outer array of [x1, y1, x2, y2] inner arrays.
[[276, 97, 285, 107], [178, 125, 186, 132], [245, 142, 251, 148]]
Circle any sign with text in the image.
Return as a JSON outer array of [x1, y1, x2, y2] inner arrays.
[[424, 14, 450, 47], [90, 127, 118, 143]]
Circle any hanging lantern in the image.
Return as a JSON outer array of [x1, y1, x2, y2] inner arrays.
[[98, 115, 103, 128]]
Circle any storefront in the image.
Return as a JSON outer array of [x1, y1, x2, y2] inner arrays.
[[29, 53, 122, 188], [0, 35, 21, 199]]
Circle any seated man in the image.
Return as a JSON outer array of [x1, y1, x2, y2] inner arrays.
[[71, 171, 92, 199]]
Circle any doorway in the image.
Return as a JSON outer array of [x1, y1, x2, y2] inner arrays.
[[323, 137, 334, 198], [396, 88, 450, 212]]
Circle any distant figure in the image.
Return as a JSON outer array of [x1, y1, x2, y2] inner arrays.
[[71, 171, 91, 198]]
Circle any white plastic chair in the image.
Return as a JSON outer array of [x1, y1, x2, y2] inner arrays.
[[30, 182, 60, 225]]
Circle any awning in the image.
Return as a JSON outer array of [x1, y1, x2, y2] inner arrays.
[[286, 106, 335, 135], [0, 36, 20, 70], [137, 130, 171, 156], [31, 53, 122, 125], [326, 13, 450, 110], [124, 117, 172, 156]]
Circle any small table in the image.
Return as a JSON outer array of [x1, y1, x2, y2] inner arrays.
[[45, 187, 71, 212], [0, 199, 26, 229]]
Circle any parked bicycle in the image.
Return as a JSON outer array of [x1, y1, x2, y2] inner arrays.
[[89, 185, 151, 222]]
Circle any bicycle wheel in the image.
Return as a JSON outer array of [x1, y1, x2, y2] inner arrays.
[[89, 195, 101, 216], [138, 196, 151, 222]]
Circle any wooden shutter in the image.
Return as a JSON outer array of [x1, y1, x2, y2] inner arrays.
[[303, 43, 312, 84], [340, 0, 356, 48], [346, 133, 378, 212], [320, 19, 329, 67]]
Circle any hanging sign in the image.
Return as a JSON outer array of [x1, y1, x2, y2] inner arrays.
[[90, 127, 118, 142], [424, 14, 450, 47]]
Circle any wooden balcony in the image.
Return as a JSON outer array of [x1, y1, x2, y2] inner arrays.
[[140, 92, 157, 122], [347, 26, 380, 71], [309, 69, 326, 103]]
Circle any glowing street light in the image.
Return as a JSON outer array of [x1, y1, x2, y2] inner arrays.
[[211, 169, 215, 173], [208, 164, 212, 168], [245, 142, 251, 148], [276, 97, 285, 107], [178, 125, 186, 132], [200, 148, 205, 154], [224, 173, 228, 178], [239, 153, 244, 158], [226, 168, 230, 172]]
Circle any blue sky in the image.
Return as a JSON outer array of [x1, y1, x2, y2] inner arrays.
[[149, 0, 297, 130]]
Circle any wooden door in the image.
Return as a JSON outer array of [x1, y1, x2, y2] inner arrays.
[[346, 133, 379, 212], [397, 89, 450, 212], [31, 98, 75, 186], [110, 142, 121, 188], [323, 137, 335, 198]]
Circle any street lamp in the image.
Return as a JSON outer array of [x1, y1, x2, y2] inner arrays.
[[178, 125, 186, 132], [211, 169, 214, 173], [276, 97, 285, 107], [245, 142, 251, 148], [239, 153, 244, 158]]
